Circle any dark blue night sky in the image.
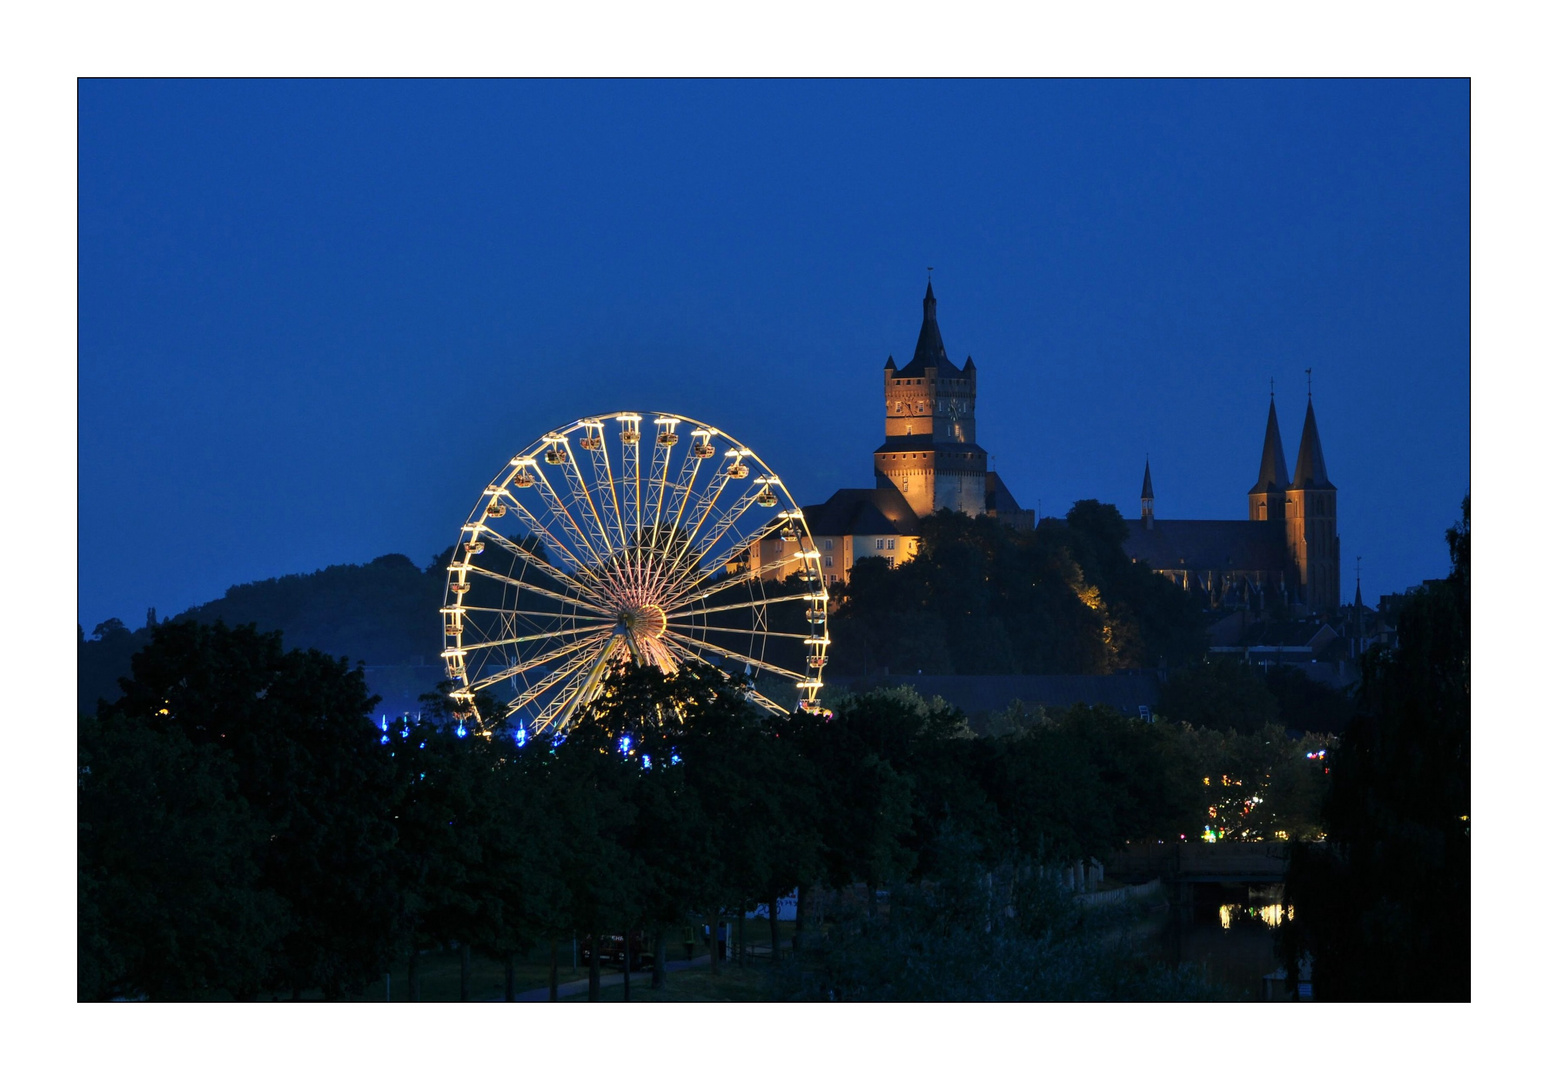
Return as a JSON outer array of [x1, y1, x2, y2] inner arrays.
[[78, 79, 1469, 631]]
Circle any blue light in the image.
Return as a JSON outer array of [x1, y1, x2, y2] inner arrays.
[[552, 733, 567, 748], [642, 754, 652, 770], [514, 726, 527, 748], [419, 741, 426, 749], [456, 722, 467, 738], [670, 752, 681, 765], [619, 734, 632, 755], [380, 733, 389, 745], [380, 715, 388, 732]]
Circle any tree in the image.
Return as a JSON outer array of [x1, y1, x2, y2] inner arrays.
[[1157, 658, 1280, 734], [106, 620, 402, 999], [1280, 498, 1469, 1000], [78, 710, 287, 1000]]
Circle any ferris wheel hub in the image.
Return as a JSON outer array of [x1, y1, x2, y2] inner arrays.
[[620, 602, 667, 641]]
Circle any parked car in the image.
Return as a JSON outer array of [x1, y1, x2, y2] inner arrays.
[[580, 931, 652, 970]]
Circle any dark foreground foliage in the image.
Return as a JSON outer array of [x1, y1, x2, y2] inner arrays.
[[1280, 498, 1470, 1001], [80, 622, 1332, 1000], [777, 835, 1224, 1002]]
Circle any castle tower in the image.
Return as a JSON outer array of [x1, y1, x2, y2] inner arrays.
[[874, 282, 987, 517], [1140, 457, 1154, 529], [1248, 392, 1290, 521], [1284, 392, 1340, 612]]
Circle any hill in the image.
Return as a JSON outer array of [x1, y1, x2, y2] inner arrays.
[[79, 546, 456, 716]]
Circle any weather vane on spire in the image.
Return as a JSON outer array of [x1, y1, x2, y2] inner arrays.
[[1270, 376, 1275, 399], [1306, 367, 1313, 398]]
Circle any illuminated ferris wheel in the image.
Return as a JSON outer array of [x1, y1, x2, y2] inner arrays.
[[442, 411, 829, 736]]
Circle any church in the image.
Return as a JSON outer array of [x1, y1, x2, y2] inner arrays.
[[762, 282, 1341, 615], [1123, 391, 1340, 615]]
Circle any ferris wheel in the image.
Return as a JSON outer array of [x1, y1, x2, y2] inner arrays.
[[442, 411, 830, 736]]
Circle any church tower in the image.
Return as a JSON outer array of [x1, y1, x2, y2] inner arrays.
[[1248, 392, 1290, 521], [874, 282, 987, 517], [1284, 391, 1340, 612]]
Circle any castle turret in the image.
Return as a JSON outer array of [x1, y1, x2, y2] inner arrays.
[[874, 282, 987, 517], [1248, 393, 1290, 521], [1284, 391, 1339, 612]]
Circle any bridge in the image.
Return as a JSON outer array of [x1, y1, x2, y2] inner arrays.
[[1105, 841, 1290, 886]]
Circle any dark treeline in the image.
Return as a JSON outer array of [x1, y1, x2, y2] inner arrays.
[[1280, 498, 1470, 1001], [79, 618, 1333, 1002], [830, 501, 1209, 676]]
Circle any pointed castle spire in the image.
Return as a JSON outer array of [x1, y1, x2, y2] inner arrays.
[[897, 279, 958, 376]]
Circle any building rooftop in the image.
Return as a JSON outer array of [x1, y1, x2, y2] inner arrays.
[[803, 487, 921, 537], [1121, 519, 1291, 573]]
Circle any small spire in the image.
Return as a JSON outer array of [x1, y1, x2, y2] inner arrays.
[[1141, 457, 1155, 528], [884, 354, 896, 370]]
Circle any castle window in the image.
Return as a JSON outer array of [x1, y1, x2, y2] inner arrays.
[[824, 555, 833, 567], [823, 538, 833, 550], [774, 539, 784, 552], [885, 556, 895, 568], [902, 477, 909, 492], [875, 538, 885, 550], [886, 538, 895, 550]]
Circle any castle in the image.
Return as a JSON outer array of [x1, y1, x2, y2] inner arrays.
[[768, 282, 1341, 614]]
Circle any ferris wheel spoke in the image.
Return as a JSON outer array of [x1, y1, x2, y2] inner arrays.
[[661, 546, 811, 611], [662, 629, 806, 684], [581, 424, 628, 551], [508, 635, 619, 725], [618, 415, 643, 543], [687, 485, 768, 568], [646, 421, 678, 534], [654, 489, 774, 605], [464, 628, 615, 693], [656, 467, 735, 586], [543, 635, 622, 732], [560, 449, 619, 561], [664, 436, 709, 533], [473, 525, 606, 601], [463, 563, 612, 616], [668, 592, 816, 619], [642, 426, 701, 590], [742, 686, 791, 715], [499, 493, 599, 584], [532, 460, 610, 573], [447, 623, 617, 655]]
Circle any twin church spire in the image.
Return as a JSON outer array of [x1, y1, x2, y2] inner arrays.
[[1142, 382, 1339, 612]]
